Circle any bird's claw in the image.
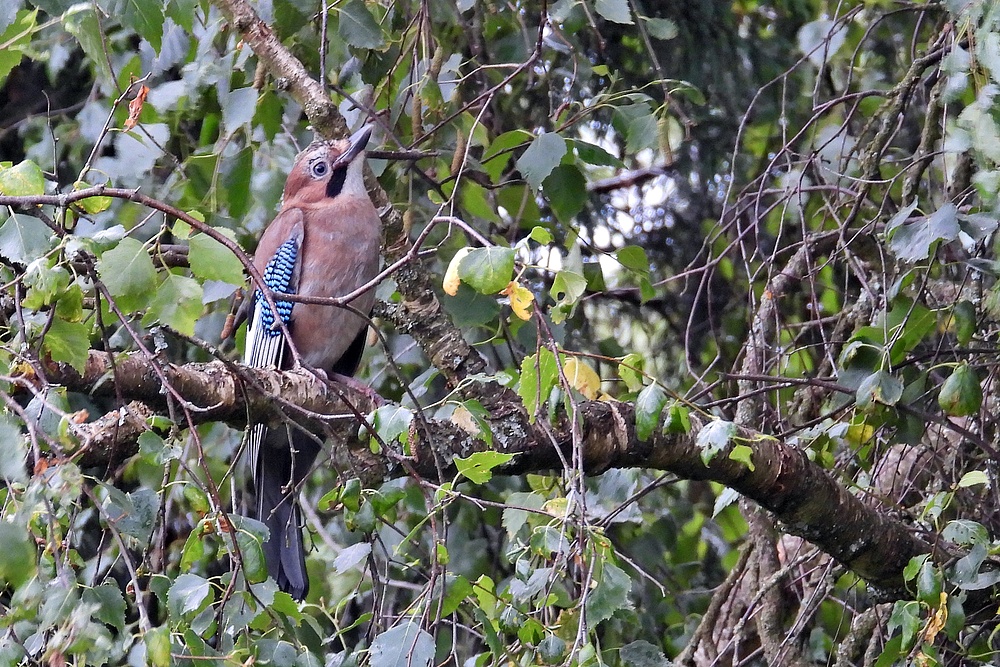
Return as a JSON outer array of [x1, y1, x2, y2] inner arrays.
[[329, 372, 385, 407]]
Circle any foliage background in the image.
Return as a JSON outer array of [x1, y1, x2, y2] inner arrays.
[[2, 0, 1000, 665]]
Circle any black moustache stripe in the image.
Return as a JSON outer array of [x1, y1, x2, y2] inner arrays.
[[326, 166, 347, 198]]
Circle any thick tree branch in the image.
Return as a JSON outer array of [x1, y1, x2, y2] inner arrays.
[[35, 350, 965, 601]]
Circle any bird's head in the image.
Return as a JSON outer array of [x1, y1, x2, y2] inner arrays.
[[283, 124, 373, 204]]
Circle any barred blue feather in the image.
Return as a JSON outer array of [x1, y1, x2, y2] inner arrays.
[[256, 238, 298, 336]]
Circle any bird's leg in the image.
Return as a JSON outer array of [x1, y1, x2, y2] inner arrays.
[[293, 363, 384, 406], [328, 371, 385, 407]]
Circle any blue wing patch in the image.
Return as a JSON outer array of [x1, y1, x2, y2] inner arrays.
[[256, 238, 298, 336]]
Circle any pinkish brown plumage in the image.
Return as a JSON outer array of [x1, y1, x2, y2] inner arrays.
[[243, 125, 381, 599]]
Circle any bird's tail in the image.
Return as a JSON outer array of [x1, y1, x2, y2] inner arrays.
[[253, 426, 319, 600]]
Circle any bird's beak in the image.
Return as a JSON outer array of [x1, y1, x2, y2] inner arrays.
[[332, 124, 373, 167]]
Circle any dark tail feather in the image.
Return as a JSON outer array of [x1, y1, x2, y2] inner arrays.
[[255, 428, 319, 600]]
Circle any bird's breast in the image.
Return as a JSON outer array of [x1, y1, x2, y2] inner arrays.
[[288, 200, 381, 370]]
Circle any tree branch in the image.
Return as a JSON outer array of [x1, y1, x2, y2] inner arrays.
[[34, 350, 966, 601]]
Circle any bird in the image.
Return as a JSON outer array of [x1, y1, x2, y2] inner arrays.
[[242, 124, 382, 599]]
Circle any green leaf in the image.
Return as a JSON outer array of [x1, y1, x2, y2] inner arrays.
[[872, 634, 904, 667], [958, 470, 989, 488], [662, 402, 691, 434], [339, 0, 386, 49], [585, 562, 632, 624], [595, 0, 632, 24], [23, 261, 70, 309], [442, 282, 502, 328], [254, 90, 284, 141], [543, 164, 587, 223], [856, 370, 904, 409], [458, 246, 515, 294], [618, 352, 645, 393], [106, 0, 164, 52], [0, 159, 44, 196], [233, 517, 268, 583], [483, 130, 531, 183], [617, 245, 650, 276], [942, 519, 989, 546], [797, 19, 847, 67], [537, 636, 566, 665], [368, 405, 414, 452], [83, 583, 127, 632], [642, 17, 678, 40], [165, 0, 196, 31], [571, 139, 623, 167], [516, 132, 567, 190], [182, 485, 210, 516], [916, 559, 943, 606], [453, 399, 494, 446], [45, 280, 84, 321], [888, 600, 922, 650], [502, 491, 545, 537], [73, 180, 112, 214], [0, 522, 36, 588], [529, 226, 553, 245], [518, 348, 558, 421], [97, 237, 158, 312], [65, 7, 114, 84], [142, 274, 203, 336], [144, 626, 171, 667], [728, 445, 755, 471], [104, 486, 158, 543], [167, 573, 214, 619], [887, 203, 960, 262], [188, 229, 245, 285], [179, 525, 206, 571], [696, 420, 737, 465], [549, 270, 587, 323], [370, 621, 435, 667], [497, 183, 542, 227], [881, 300, 936, 364], [902, 553, 928, 583], [626, 110, 659, 155], [620, 640, 671, 667], [953, 300, 976, 346], [634, 383, 666, 441], [43, 318, 90, 373], [938, 362, 982, 416], [333, 542, 371, 574], [221, 88, 258, 135], [0, 212, 52, 264], [0, 416, 26, 483], [613, 103, 659, 155], [455, 451, 515, 484], [0, 10, 36, 87], [460, 181, 500, 223], [440, 575, 473, 617]]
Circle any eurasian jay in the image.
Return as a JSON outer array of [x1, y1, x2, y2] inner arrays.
[[243, 125, 381, 599]]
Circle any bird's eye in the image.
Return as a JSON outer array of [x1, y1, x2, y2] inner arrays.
[[311, 161, 328, 178]]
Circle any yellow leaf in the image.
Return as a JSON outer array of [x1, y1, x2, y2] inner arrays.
[[443, 247, 472, 296], [845, 422, 874, 446], [563, 357, 601, 399], [124, 84, 150, 131], [544, 497, 569, 518], [922, 591, 948, 644], [450, 404, 481, 436], [502, 280, 534, 320]]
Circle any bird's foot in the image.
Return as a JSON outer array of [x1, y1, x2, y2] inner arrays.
[[328, 372, 385, 407], [290, 363, 384, 406]]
